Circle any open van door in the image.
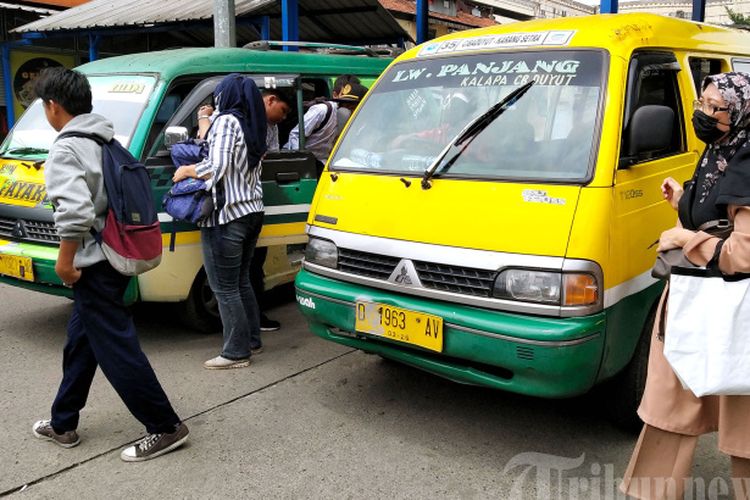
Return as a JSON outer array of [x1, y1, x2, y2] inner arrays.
[[140, 73, 320, 329], [143, 73, 317, 250]]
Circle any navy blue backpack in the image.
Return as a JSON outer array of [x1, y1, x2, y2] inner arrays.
[[56, 132, 162, 275], [163, 140, 213, 224]]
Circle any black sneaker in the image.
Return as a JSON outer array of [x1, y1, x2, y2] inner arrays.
[[260, 313, 280, 332], [32, 420, 80, 448], [120, 423, 189, 462]]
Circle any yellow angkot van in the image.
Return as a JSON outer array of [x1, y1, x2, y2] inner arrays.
[[295, 13, 750, 426]]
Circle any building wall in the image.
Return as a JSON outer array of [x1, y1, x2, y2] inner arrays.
[[619, 0, 750, 24], [479, 0, 595, 22]]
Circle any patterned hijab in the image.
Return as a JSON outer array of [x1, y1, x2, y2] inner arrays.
[[697, 72, 750, 203]]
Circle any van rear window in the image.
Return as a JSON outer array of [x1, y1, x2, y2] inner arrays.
[[331, 49, 605, 183]]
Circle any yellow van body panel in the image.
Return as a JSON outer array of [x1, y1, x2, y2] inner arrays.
[[0, 160, 47, 208], [311, 172, 580, 256]]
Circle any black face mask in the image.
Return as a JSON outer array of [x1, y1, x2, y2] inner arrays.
[[692, 110, 728, 144]]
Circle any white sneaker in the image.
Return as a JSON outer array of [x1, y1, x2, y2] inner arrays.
[[203, 356, 250, 370]]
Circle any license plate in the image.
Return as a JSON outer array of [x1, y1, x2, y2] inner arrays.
[[0, 254, 34, 282], [355, 302, 443, 352]]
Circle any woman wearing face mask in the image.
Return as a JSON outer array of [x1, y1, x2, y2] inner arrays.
[[620, 73, 750, 499]]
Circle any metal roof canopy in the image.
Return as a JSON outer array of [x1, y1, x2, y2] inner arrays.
[[11, 0, 412, 44], [599, 0, 706, 21]]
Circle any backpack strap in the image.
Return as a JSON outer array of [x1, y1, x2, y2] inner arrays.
[[308, 102, 334, 137], [55, 131, 106, 145], [56, 131, 107, 242]]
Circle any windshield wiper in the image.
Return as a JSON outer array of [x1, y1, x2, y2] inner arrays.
[[2, 147, 49, 156], [421, 81, 535, 190]]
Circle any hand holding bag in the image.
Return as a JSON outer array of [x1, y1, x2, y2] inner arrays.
[[664, 266, 750, 396], [162, 178, 214, 224], [651, 219, 733, 280]]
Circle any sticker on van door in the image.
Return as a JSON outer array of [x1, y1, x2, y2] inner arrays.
[[418, 31, 576, 57], [522, 189, 566, 205]]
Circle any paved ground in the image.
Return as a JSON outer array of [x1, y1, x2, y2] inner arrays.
[[0, 283, 729, 499]]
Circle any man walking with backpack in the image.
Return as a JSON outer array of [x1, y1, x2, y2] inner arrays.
[[32, 67, 188, 462]]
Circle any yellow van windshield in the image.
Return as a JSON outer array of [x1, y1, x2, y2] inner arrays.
[[1, 75, 156, 158], [331, 49, 605, 182]]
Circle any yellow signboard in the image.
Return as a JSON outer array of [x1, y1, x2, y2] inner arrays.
[[10, 50, 75, 119]]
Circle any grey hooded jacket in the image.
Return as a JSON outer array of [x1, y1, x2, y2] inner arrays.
[[43, 113, 115, 268]]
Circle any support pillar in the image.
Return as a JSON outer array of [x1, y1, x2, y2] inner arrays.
[[282, 0, 299, 51], [260, 15, 270, 40], [692, 0, 706, 22], [214, 0, 236, 48], [88, 34, 100, 62], [599, 0, 618, 14], [1, 44, 14, 128], [416, 0, 428, 44]]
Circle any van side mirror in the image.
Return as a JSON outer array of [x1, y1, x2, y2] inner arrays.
[[164, 126, 189, 149], [619, 105, 674, 169]]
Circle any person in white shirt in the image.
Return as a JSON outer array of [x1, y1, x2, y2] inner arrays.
[[284, 81, 368, 169]]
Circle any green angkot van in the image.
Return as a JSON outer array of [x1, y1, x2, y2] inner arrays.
[[0, 46, 391, 330]]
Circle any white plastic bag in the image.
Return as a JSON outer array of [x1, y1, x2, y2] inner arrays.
[[664, 267, 750, 397]]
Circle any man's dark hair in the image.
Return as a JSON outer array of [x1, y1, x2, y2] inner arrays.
[[333, 74, 360, 94], [261, 88, 294, 108], [34, 67, 92, 116]]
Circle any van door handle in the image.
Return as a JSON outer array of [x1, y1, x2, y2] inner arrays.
[[276, 172, 301, 184]]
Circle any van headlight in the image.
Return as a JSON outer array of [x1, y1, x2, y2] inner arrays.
[[492, 269, 599, 306], [305, 237, 338, 268]]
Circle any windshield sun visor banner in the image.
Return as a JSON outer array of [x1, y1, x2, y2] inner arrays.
[[418, 31, 576, 57], [382, 50, 602, 92]]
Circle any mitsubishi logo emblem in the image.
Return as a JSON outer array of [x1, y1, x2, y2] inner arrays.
[[395, 266, 412, 285], [12, 220, 26, 238], [388, 260, 422, 288]]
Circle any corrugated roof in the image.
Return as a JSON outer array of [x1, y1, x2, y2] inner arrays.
[[12, 0, 412, 43], [0, 2, 58, 15]]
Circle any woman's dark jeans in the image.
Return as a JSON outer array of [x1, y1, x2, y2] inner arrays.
[[200, 212, 263, 359]]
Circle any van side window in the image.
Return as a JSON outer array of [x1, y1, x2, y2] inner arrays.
[[689, 58, 723, 94], [733, 59, 750, 73], [621, 52, 685, 165], [143, 79, 201, 157]]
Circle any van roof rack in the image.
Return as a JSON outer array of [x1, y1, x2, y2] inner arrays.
[[243, 40, 395, 57]]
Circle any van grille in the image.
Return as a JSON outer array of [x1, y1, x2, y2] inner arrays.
[[335, 248, 497, 298], [337, 248, 399, 280], [0, 216, 60, 244], [414, 261, 496, 297]]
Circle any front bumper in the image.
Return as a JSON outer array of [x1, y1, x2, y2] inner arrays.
[[295, 268, 606, 398], [0, 238, 71, 297], [0, 239, 139, 303]]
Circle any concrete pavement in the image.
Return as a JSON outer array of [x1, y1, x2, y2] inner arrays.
[[0, 283, 729, 499]]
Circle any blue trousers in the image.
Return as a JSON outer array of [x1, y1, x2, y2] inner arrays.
[[50, 260, 181, 435], [200, 211, 263, 360]]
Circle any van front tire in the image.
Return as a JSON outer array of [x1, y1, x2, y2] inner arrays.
[[180, 269, 221, 333]]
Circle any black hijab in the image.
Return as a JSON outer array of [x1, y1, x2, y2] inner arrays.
[[213, 74, 267, 169]]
